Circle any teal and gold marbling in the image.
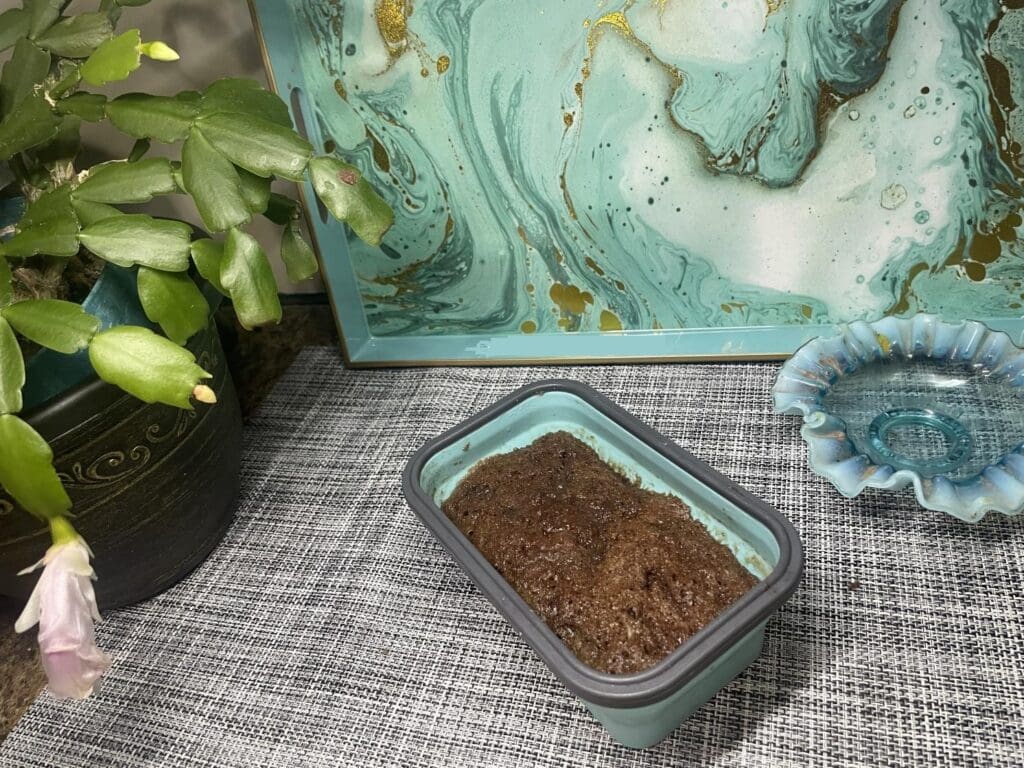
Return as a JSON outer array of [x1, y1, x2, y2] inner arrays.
[[289, 0, 1023, 339]]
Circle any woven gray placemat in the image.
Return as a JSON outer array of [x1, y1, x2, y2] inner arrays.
[[1, 348, 1021, 767]]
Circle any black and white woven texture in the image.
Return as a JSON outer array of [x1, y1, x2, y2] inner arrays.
[[2, 348, 1022, 767]]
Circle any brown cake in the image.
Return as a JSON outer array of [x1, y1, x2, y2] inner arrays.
[[442, 431, 757, 675]]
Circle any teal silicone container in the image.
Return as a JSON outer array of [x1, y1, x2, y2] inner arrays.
[[402, 380, 803, 748]]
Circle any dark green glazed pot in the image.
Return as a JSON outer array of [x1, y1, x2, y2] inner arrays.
[[0, 319, 241, 610], [0, 202, 241, 609]]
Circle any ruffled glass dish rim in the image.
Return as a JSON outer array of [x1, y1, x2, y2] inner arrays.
[[772, 314, 1024, 523]]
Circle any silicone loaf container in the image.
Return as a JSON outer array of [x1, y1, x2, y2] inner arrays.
[[402, 380, 804, 748]]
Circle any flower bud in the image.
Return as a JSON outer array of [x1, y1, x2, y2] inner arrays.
[[140, 41, 180, 61], [192, 384, 217, 404]]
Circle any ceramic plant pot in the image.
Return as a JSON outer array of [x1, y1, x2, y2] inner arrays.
[[403, 380, 803, 749], [0, 239, 241, 608]]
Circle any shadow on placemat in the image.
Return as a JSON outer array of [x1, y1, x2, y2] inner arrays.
[[216, 302, 338, 417]]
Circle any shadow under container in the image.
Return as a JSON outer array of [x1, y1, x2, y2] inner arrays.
[[402, 380, 804, 749]]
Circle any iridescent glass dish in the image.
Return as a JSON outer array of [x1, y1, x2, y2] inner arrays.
[[773, 315, 1024, 522]]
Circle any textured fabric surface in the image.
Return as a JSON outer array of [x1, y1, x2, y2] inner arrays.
[[2, 348, 1022, 767]]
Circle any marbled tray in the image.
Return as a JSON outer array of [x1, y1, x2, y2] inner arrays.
[[249, 0, 1023, 364]]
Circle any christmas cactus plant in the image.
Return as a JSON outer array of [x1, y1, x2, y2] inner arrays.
[[0, 0, 392, 698]]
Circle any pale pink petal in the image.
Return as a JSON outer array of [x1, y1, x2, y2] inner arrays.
[[14, 585, 42, 633], [16, 555, 46, 577], [14, 539, 111, 699], [42, 646, 112, 699]]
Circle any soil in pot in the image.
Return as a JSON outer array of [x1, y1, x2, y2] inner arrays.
[[442, 431, 756, 675]]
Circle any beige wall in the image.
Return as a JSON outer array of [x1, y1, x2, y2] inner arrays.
[[1, 0, 325, 293]]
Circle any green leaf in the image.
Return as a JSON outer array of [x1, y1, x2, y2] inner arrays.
[[221, 228, 281, 329], [25, 0, 70, 38], [0, 38, 50, 119], [0, 259, 11, 307], [137, 267, 208, 345], [106, 91, 199, 142], [79, 28, 140, 86], [4, 187, 78, 257], [238, 167, 271, 214], [2, 224, 77, 258], [190, 238, 226, 296], [88, 325, 210, 409], [181, 127, 250, 232], [2, 220, 78, 257], [199, 78, 291, 127], [70, 198, 119, 226], [1, 299, 100, 354], [308, 156, 394, 246], [0, 10, 30, 55], [19, 184, 73, 229], [34, 12, 113, 58], [262, 192, 298, 226], [0, 93, 60, 161], [79, 214, 191, 270], [98, 0, 121, 24], [31, 113, 80, 166], [56, 91, 106, 122], [0, 414, 70, 519], [74, 157, 176, 204], [0, 316, 24, 414], [48, 59, 81, 98], [127, 136, 149, 162], [116, 0, 152, 6], [195, 112, 312, 181], [281, 222, 318, 282]]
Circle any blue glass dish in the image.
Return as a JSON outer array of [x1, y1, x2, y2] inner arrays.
[[773, 315, 1024, 522]]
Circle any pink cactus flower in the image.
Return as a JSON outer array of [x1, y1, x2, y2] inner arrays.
[[15, 538, 111, 699]]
